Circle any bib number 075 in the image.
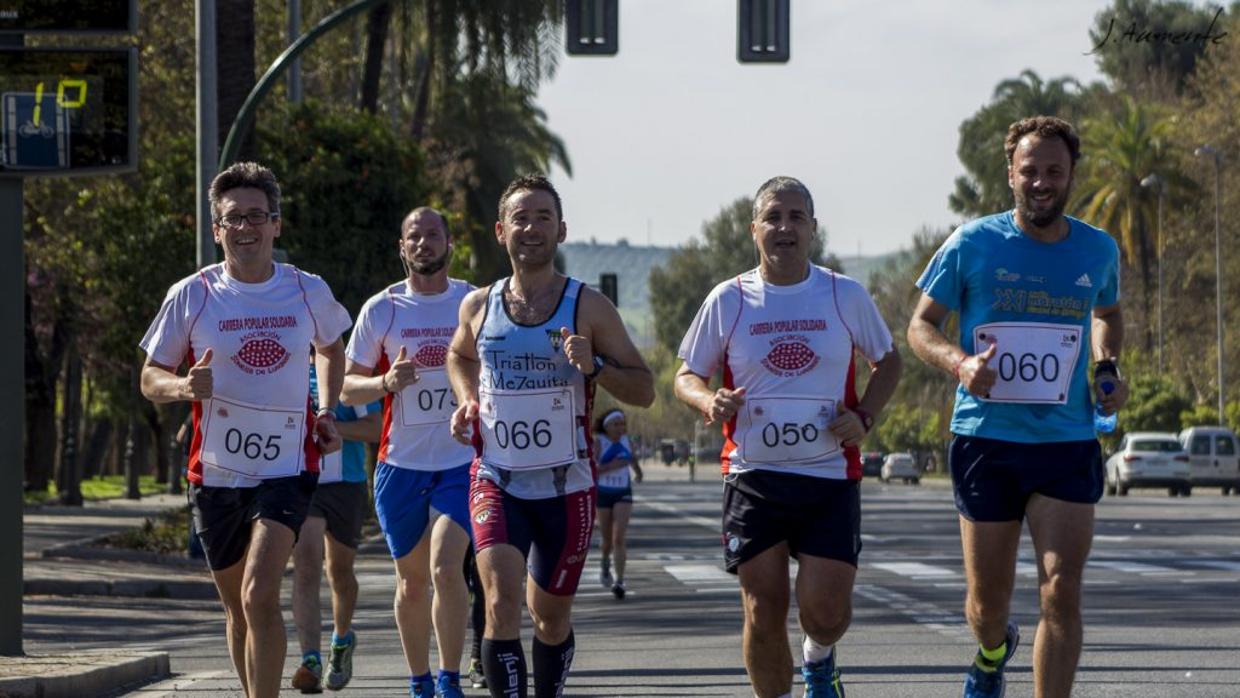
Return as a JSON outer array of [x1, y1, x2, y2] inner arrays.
[[224, 429, 281, 461], [492, 419, 553, 450]]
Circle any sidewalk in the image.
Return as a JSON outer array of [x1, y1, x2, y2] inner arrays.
[[6, 492, 194, 697]]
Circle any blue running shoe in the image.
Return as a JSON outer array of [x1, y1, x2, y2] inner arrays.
[[963, 621, 1020, 698], [410, 678, 436, 697], [801, 647, 844, 698], [325, 631, 356, 690], [436, 673, 465, 698]]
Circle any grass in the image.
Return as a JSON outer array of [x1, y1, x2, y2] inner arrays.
[[101, 506, 193, 555], [24, 475, 169, 506]]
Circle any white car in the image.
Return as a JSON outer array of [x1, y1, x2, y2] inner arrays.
[[1105, 431, 1191, 496], [881, 452, 920, 485], [1179, 426, 1240, 494]]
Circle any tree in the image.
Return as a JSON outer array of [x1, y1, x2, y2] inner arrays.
[[1073, 96, 1195, 352], [950, 70, 1086, 218], [1088, 0, 1229, 100]]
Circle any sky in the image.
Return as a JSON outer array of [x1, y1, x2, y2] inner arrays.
[[537, 0, 1127, 257]]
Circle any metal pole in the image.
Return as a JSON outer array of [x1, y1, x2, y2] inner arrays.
[[1213, 157, 1224, 421], [0, 31, 25, 658], [288, 0, 302, 103], [1157, 189, 1164, 375], [196, 0, 218, 269]]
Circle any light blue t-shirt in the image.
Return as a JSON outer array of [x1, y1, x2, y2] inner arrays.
[[916, 211, 1120, 443], [310, 364, 381, 483]]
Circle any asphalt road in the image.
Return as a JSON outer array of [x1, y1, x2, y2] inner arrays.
[[29, 473, 1240, 697]]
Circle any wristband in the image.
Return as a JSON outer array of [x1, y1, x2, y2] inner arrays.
[[853, 407, 875, 433], [951, 354, 966, 379], [381, 372, 395, 393], [1094, 358, 1119, 378], [587, 355, 605, 379], [316, 408, 336, 421]]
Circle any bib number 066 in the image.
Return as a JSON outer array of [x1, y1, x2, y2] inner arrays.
[[224, 429, 281, 461], [762, 422, 819, 448], [493, 419, 553, 450]]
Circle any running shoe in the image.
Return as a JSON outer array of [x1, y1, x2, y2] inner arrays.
[[437, 674, 466, 698], [963, 621, 1020, 698], [611, 580, 626, 600], [599, 559, 613, 588], [291, 654, 323, 694], [468, 657, 487, 689], [800, 647, 844, 697], [325, 631, 356, 691], [410, 678, 436, 697]]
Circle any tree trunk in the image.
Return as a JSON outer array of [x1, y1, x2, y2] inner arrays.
[[143, 402, 168, 488], [216, 0, 257, 161], [80, 417, 113, 480], [24, 291, 63, 494], [124, 418, 144, 500], [57, 344, 84, 506], [359, 0, 393, 114]]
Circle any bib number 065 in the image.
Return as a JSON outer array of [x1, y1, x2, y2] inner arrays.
[[224, 429, 281, 462], [493, 419, 553, 450], [762, 422, 820, 448]]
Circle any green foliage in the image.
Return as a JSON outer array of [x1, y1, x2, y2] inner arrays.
[[256, 101, 435, 315], [22, 475, 165, 506], [1088, 0, 1226, 99], [1118, 372, 1193, 432], [100, 506, 193, 555], [866, 404, 943, 459]]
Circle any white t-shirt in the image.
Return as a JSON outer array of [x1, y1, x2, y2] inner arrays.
[[140, 263, 352, 487], [678, 265, 893, 480], [596, 434, 634, 489], [346, 278, 475, 471]]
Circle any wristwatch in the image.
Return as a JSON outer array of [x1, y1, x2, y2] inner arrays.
[[853, 407, 875, 433], [587, 355, 606, 379], [315, 408, 336, 421]]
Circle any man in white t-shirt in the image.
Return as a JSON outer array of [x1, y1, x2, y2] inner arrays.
[[342, 206, 476, 698], [139, 162, 351, 698], [674, 177, 901, 698]]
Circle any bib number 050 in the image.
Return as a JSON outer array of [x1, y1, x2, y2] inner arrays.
[[762, 422, 820, 448]]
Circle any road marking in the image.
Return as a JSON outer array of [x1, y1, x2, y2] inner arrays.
[[872, 562, 959, 579], [665, 563, 734, 584], [640, 499, 718, 531], [136, 670, 229, 697], [1087, 560, 1191, 576]]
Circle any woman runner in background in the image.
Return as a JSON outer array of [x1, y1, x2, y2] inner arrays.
[[594, 409, 642, 599]]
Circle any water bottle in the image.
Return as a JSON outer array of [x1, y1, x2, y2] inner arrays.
[[1094, 363, 1118, 434]]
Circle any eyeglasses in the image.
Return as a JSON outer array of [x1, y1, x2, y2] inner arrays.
[[215, 211, 279, 229]]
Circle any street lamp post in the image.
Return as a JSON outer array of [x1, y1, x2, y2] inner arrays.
[[1195, 146, 1225, 421], [1141, 174, 1165, 374]]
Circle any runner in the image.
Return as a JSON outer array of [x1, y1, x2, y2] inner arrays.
[[593, 408, 642, 600], [447, 174, 655, 698], [674, 176, 901, 698], [907, 116, 1126, 698], [341, 206, 475, 698], [139, 162, 351, 698], [289, 354, 381, 693]]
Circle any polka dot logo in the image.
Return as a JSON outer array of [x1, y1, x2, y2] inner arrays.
[[232, 332, 292, 375], [761, 337, 820, 377], [414, 343, 448, 367]]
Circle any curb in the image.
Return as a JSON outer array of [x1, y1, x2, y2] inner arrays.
[[0, 652, 169, 698], [23, 577, 218, 600]]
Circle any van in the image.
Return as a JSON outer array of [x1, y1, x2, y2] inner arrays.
[[1178, 426, 1240, 494]]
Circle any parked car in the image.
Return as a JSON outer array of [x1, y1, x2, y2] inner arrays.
[[881, 452, 920, 484], [861, 452, 884, 479], [1105, 431, 1191, 496], [1178, 426, 1240, 495]]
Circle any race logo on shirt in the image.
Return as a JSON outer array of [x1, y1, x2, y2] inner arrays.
[[414, 342, 449, 367], [546, 329, 564, 352], [761, 336, 820, 377], [232, 332, 292, 375]]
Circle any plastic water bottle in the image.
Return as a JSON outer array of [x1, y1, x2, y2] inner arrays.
[[1094, 372, 1118, 434]]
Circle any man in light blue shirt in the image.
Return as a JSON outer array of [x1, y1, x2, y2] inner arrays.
[[908, 116, 1128, 698]]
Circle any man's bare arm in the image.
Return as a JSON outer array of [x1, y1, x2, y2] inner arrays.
[[579, 290, 654, 407], [856, 349, 902, 416], [447, 288, 487, 444], [907, 294, 965, 374], [1092, 302, 1124, 361], [341, 360, 387, 406], [140, 351, 213, 404], [313, 338, 347, 411]]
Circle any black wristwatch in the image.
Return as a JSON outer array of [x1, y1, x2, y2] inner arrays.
[[587, 355, 605, 379]]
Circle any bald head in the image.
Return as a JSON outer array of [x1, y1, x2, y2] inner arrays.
[[402, 206, 447, 240]]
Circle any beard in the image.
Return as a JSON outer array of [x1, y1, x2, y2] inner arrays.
[[1015, 187, 1069, 228], [407, 249, 449, 276]]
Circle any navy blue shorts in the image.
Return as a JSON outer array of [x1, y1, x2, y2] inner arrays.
[[374, 461, 473, 560], [596, 486, 632, 509], [949, 434, 1104, 522]]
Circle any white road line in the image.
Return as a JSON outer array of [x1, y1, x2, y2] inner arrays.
[[1087, 560, 1191, 576], [872, 562, 959, 578], [133, 670, 228, 697], [640, 499, 718, 531], [665, 564, 733, 583]]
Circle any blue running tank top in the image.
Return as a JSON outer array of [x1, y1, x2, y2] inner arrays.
[[475, 277, 594, 498]]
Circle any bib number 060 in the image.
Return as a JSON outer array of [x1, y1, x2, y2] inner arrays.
[[762, 422, 820, 448], [224, 429, 281, 461], [996, 352, 1059, 383], [493, 419, 553, 450]]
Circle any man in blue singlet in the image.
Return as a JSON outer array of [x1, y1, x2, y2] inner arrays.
[[447, 174, 654, 698], [908, 116, 1128, 698]]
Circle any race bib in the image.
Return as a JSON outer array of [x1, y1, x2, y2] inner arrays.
[[319, 448, 343, 484], [398, 368, 457, 427], [973, 322, 1082, 404], [479, 387, 576, 470], [200, 397, 305, 478], [739, 396, 839, 464]]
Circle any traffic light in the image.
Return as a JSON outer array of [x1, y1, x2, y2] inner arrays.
[[0, 0, 137, 34], [0, 48, 138, 175], [600, 273, 619, 307], [566, 0, 618, 56], [737, 0, 790, 63]]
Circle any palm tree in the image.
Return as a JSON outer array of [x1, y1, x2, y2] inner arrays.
[[1072, 96, 1196, 351]]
